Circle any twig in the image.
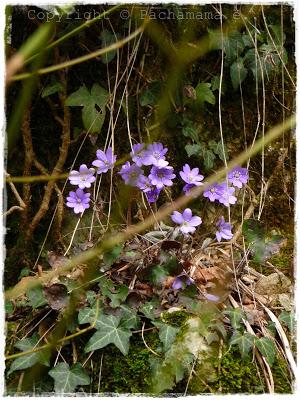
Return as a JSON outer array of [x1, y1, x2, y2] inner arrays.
[[25, 65, 70, 240], [141, 322, 160, 357]]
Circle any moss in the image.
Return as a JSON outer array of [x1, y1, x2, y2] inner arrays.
[[272, 355, 293, 393], [90, 331, 161, 394], [187, 348, 265, 394], [161, 310, 189, 327]]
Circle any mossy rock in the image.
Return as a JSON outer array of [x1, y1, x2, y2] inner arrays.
[[89, 331, 161, 394]]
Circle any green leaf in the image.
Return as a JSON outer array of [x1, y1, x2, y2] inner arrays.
[[78, 307, 96, 325], [185, 144, 201, 158], [103, 244, 123, 268], [230, 57, 248, 90], [182, 126, 199, 143], [8, 334, 50, 375], [82, 103, 105, 135], [203, 149, 215, 170], [208, 140, 228, 161], [224, 308, 245, 329], [140, 82, 161, 107], [66, 85, 91, 106], [5, 300, 14, 314], [211, 75, 226, 94], [18, 267, 30, 279], [65, 84, 109, 133], [100, 29, 118, 64], [41, 81, 63, 98], [224, 32, 245, 63], [230, 332, 255, 359], [154, 322, 180, 351], [279, 311, 294, 332], [26, 284, 47, 309], [85, 314, 132, 355], [243, 219, 286, 262], [242, 34, 253, 48], [255, 337, 276, 366], [49, 362, 90, 394], [195, 83, 215, 106], [119, 305, 140, 330], [140, 299, 161, 320], [269, 24, 286, 47], [98, 276, 129, 308]]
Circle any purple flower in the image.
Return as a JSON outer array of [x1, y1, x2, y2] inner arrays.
[[149, 166, 176, 189], [203, 183, 222, 202], [204, 293, 220, 302], [92, 147, 116, 174], [136, 175, 152, 192], [145, 188, 161, 203], [179, 164, 204, 186], [68, 164, 96, 189], [216, 183, 237, 207], [216, 216, 233, 242], [171, 208, 202, 234], [143, 142, 168, 166], [130, 143, 147, 167], [228, 166, 249, 188], [183, 183, 196, 194], [172, 273, 194, 290], [119, 162, 143, 186], [66, 188, 91, 214]]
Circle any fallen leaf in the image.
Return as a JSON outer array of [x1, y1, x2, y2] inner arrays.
[[44, 283, 68, 310]]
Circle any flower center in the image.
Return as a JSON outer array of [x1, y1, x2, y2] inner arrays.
[[157, 172, 165, 179], [130, 172, 138, 179], [233, 172, 240, 178], [153, 151, 160, 159], [77, 198, 82, 203]]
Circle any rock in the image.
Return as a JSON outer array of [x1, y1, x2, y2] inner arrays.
[[254, 272, 291, 295]]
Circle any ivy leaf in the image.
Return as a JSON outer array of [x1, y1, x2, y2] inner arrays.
[[153, 322, 180, 351], [224, 308, 245, 329], [66, 84, 109, 133], [98, 276, 129, 308], [140, 82, 161, 107], [78, 307, 97, 325], [26, 284, 47, 309], [119, 305, 140, 330], [185, 144, 201, 158], [49, 362, 90, 394], [230, 57, 248, 90], [195, 83, 215, 106], [140, 299, 161, 320], [230, 332, 255, 359], [203, 149, 216, 170], [279, 311, 294, 332], [255, 337, 276, 366], [41, 81, 63, 98], [8, 334, 50, 375], [100, 29, 118, 64], [85, 314, 132, 355]]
